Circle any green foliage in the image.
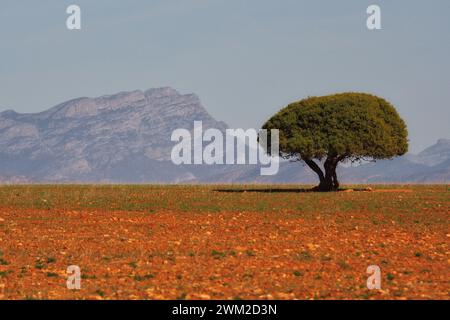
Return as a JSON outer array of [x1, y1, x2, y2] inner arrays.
[[262, 93, 408, 161]]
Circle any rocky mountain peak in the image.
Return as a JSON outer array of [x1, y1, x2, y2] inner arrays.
[[145, 87, 181, 99], [0, 87, 227, 182], [415, 138, 450, 167], [436, 138, 450, 145], [21, 87, 199, 121], [0, 110, 17, 117]]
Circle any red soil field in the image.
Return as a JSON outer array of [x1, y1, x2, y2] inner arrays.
[[0, 185, 448, 300]]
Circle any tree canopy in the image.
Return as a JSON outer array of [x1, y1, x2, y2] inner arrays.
[[261, 92, 408, 191]]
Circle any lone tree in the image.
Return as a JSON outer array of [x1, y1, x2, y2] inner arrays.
[[261, 93, 408, 191]]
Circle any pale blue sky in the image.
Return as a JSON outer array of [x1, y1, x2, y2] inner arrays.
[[0, 0, 449, 153]]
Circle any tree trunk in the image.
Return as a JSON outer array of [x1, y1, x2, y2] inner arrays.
[[304, 157, 340, 192]]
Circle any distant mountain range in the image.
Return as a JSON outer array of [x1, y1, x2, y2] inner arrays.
[[1, 87, 449, 184]]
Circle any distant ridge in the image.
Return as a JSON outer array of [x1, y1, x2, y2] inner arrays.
[[0, 87, 226, 183]]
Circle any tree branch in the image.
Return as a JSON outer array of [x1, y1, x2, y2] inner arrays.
[[303, 158, 325, 182]]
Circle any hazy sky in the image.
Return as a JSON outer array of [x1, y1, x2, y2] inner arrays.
[[1, 0, 449, 153]]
